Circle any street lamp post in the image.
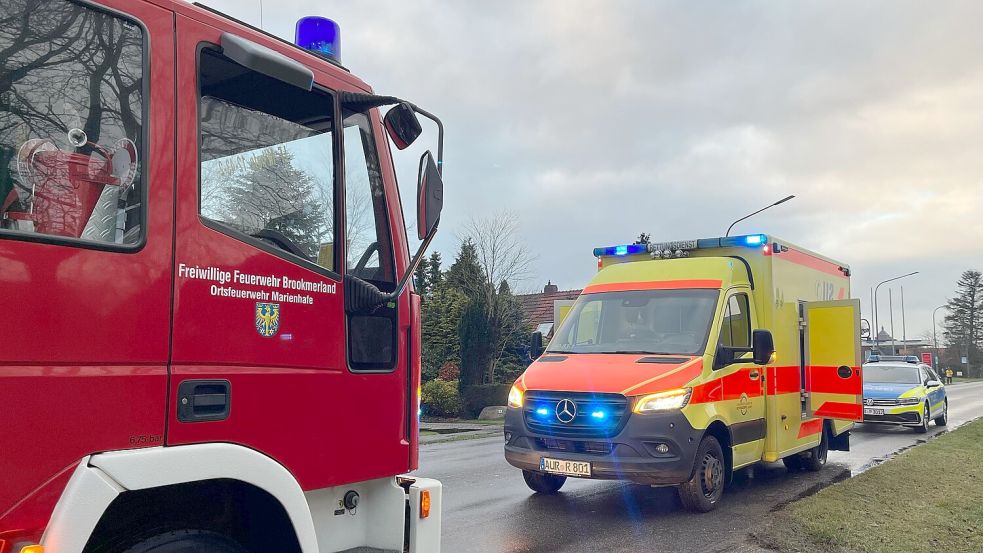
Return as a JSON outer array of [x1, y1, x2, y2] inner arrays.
[[725, 195, 795, 237], [873, 271, 919, 354], [933, 305, 946, 370]]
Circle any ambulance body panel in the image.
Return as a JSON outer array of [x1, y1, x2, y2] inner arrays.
[[505, 234, 862, 511]]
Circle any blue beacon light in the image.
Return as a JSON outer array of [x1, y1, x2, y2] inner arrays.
[[744, 234, 766, 246], [295, 16, 341, 63], [536, 407, 549, 416]]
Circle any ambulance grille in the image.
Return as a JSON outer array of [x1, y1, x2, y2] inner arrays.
[[523, 391, 628, 438]]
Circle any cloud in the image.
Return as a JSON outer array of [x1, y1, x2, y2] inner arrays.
[[195, 0, 983, 336]]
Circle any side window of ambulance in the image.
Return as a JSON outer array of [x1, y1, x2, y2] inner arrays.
[[719, 294, 751, 348], [198, 48, 335, 272], [0, 0, 145, 246]]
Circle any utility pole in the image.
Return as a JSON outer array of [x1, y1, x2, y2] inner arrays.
[[900, 285, 907, 355], [874, 272, 918, 356], [725, 195, 795, 237], [933, 305, 946, 370], [889, 288, 896, 355]]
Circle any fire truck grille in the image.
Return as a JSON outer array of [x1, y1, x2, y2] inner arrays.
[[523, 391, 628, 438]]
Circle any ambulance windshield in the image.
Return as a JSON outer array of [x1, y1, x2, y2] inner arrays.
[[547, 289, 719, 356]]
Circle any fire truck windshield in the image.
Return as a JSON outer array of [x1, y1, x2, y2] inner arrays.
[[547, 289, 719, 356]]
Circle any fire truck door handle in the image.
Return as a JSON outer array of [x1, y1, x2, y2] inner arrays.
[[749, 370, 760, 380], [177, 380, 231, 422]]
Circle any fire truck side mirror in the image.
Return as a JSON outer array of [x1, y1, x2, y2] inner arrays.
[[530, 331, 544, 360], [384, 102, 423, 150], [752, 330, 775, 365], [417, 152, 442, 241]]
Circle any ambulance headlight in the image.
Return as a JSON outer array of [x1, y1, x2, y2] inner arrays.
[[508, 385, 523, 408], [633, 388, 692, 413]]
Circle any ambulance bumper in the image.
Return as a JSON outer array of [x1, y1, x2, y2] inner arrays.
[[503, 408, 701, 485]]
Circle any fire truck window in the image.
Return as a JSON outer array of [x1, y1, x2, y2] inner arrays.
[[719, 294, 751, 349], [198, 49, 335, 270], [343, 111, 394, 288], [0, 0, 145, 246]]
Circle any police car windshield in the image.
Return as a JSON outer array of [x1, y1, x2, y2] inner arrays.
[[546, 289, 719, 356], [863, 365, 921, 384]]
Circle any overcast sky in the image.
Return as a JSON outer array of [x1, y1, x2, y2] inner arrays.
[[198, 0, 983, 340]]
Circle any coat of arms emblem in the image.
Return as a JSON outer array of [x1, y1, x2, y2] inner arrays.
[[255, 302, 280, 337]]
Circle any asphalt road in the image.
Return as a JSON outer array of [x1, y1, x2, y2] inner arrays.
[[418, 381, 983, 553]]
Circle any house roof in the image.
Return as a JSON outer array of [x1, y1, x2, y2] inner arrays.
[[516, 288, 582, 326]]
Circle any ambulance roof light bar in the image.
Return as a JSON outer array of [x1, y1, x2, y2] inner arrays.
[[593, 233, 770, 258]]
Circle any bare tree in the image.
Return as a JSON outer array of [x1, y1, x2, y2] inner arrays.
[[460, 210, 537, 383], [462, 210, 535, 306]]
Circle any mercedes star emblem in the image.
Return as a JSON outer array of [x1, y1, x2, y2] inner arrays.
[[555, 398, 577, 423]]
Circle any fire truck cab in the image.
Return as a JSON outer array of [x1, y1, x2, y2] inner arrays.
[[505, 234, 863, 512], [1, 1, 443, 551]]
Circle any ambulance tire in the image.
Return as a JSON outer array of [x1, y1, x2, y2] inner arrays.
[[781, 454, 804, 472], [801, 425, 829, 472], [522, 470, 566, 494], [118, 529, 248, 553], [914, 402, 930, 433], [678, 435, 725, 513], [934, 400, 948, 426]]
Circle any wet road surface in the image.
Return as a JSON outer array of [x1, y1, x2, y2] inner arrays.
[[418, 381, 983, 553]]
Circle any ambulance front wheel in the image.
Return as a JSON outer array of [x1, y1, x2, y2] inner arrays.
[[522, 470, 566, 494], [677, 435, 725, 512]]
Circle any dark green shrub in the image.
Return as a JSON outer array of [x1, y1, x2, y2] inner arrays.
[[422, 379, 463, 417]]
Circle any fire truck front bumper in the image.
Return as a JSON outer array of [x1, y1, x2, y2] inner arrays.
[[503, 407, 702, 486]]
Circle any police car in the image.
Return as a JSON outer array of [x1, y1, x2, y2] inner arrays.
[[862, 355, 948, 433]]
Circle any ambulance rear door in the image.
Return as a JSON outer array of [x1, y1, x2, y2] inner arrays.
[[802, 299, 863, 421]]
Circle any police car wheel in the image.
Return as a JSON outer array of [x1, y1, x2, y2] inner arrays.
[[934, 401, 948, 427], [118, 529, 248, 553], [914, 403, 930, 433], [678, 435, 725, 512], [522, 470, 566, 494]]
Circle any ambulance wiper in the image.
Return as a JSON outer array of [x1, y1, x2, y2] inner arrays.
[[602, 350, 677, 355], [545, 350, 577, 354]]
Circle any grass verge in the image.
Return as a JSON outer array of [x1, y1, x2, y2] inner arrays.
[[752, 418, 983, 553]]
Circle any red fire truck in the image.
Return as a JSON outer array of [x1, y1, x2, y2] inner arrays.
[[0, 1, 444, 552]]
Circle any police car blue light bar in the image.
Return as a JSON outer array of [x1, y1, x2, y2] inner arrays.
[[295, 16, 341, 62]]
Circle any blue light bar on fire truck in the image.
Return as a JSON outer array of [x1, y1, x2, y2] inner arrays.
[[295, 16, 341, 62], [593, 234, 771, 259]]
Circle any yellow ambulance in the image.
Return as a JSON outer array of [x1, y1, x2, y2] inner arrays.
[[504, 234, 863, 512]]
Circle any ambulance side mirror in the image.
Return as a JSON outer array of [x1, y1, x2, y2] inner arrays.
[[752, 330, 775, 365], [530, 331, 544, 360]]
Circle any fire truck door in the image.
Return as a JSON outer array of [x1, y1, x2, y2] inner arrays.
[[167, 14, 408, 490], [803, 299, 863, 421]]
